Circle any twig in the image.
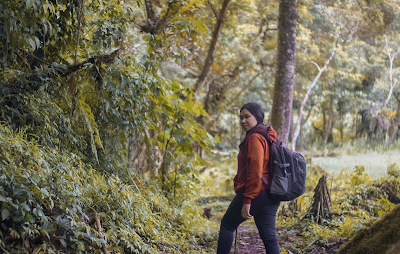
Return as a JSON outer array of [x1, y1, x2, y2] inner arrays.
[[308, 239, 317, 247], [234, 229, 238, 254], [21, 50, 51, 66], [208, 0, 219, 21], [0, 246, 10, 254], [75, 0, 85, 64], [15, 50, 31, 70], [95, 214, 109, 254]]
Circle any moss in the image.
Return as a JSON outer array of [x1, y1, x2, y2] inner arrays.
[[337, 204, 400, 254]]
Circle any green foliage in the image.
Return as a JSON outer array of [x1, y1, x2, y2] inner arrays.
[[0, 0, 220, 251], [387, 163, 400, 178], [350, 166, 369, 186], [0, 124, 217, 253]]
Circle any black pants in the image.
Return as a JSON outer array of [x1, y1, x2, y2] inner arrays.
[[217, 190, 281, 254]]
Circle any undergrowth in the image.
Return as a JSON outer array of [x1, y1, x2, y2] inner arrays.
[[0, 124, 218, 253], [3, 122, 400, 254]]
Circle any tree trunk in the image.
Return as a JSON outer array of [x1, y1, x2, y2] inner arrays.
[[290, 49, 337, 151], [389, 93, 400, 144], [323, 93, 335, 150], [290, 109, 295, 146], [269, 0, 298, 145], [193, 0, 232, 94], [383, 40, 399, 109], [298, 103, 314, 151]]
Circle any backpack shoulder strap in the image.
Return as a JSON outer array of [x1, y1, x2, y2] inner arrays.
[[252, 125, 273, 145]]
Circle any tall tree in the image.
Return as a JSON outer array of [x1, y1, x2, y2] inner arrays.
[[269, 0, 298, 145], [383, 39, 400, 109], [290, 29, 356, 151]]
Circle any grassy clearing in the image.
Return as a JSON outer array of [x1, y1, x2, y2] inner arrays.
[[312, 151, 400, 176]]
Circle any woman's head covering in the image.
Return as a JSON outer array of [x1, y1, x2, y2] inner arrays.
[[240, 102, 265, 124]]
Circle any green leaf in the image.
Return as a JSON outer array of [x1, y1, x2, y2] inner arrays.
[[34, 36, 41, 49], [2, 209, 9, 221], [26, 0, 33, 9], [13, 187, 27, 196], [28, 37, 36, 50], [149, 138, 158, 146], [30, 173, 40, 183], [25, 214, 34, 223], [60, 239, 67, 248]]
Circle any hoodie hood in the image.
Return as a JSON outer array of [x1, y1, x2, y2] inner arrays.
[[239, 124, 277, 151]]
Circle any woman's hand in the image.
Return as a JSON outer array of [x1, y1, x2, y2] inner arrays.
[[241, 203, 252, 219]]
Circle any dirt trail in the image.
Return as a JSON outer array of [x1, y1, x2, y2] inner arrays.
[[233, 223, 344, 254], [233, 224, 265, 254]]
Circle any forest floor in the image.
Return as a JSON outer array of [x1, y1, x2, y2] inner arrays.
[[199, 193, 347, 254], [220, 214, 345, 254], [234, 223, 265, 254]]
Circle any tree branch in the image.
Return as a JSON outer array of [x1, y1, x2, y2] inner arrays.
[[208, 0, 219, 21], [227, 71, 261, 104], [94, 214, 109, 254], [193, 0, 232, 94], [65, 48, 122, 76], [2, 49, 122, 94], [145, 0, 155, 21], [383, 39, 400, 109]]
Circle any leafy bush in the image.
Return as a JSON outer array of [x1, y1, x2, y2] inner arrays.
[[387, 163, 400, 178], [0, 124, 217, 253]]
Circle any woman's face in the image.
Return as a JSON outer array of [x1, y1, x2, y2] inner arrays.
[[239, 109, 258, 131]]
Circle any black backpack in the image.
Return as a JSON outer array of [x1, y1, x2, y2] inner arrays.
[[247, 125, 307, 201]]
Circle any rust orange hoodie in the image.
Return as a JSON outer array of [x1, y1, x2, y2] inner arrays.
[[234, 125, 277, 204]]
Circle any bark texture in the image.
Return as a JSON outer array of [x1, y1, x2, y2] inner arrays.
[[269, 0, 298, 145], [309, 175, 331, 224], [337, 204, 400, 254], [323, 93, 335, 149]]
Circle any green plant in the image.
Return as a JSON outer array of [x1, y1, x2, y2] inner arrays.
[[0, 124, 218, 253], [387, 163, 400, 178], [350, 166, 369, 186]]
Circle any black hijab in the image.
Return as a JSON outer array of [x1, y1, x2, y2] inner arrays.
[[240, 102, 265, 124], [238, 102, 266, 151]]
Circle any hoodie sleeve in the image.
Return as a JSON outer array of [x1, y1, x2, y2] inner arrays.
[[243, 134, 267, 204]]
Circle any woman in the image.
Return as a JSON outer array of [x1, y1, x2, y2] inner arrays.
[[217, 102, 281, 254]]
